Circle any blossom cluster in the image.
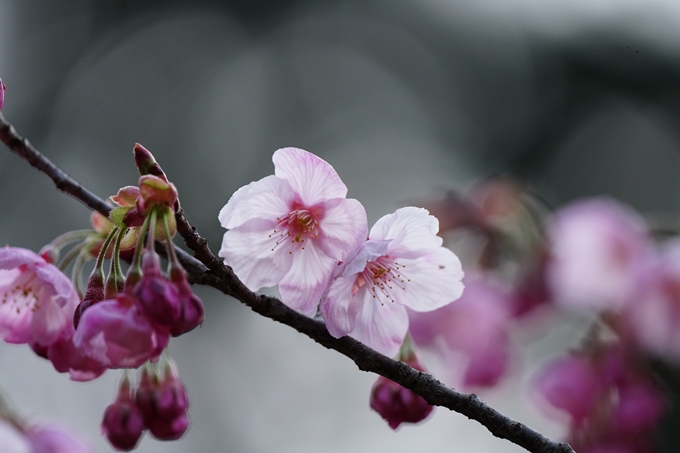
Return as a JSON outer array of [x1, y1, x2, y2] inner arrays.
[[218, 147, 467, 429], [0, 144, 203, 450], [420, 183, 680, 450]]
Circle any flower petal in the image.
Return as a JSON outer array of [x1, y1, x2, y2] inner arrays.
[[273, 148, 347, 206], [0, 246, 45, 269], [320, 275, 361, 338], [398, 247, 464, 312], [350, 295, 409, 357], [30, 296, 71, 345], [218, 175, 295, 230], [219, 218, 294, 291], [370, 207, 442, 259], [278, 242, 337, 316], [342, 239, 391, 278], [316, 198, 368, 261]]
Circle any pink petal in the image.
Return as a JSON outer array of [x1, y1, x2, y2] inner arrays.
[[278, 242, 337, 316], [273, 148, 347, 206], [218, 175, 295, 230], [30, 296, 71, 345], [397, 247, 464, 312], [350, 294, 409, 357], [219, 218, 294, 291], [320, 275, 361, 337], [342, 240, 391, 277], [27, 424, 95, 453], [315, 198, 368, 261], [0, 247, 46, 269], [370, 207, 442, 259]]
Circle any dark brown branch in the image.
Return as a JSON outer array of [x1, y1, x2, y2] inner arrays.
[[0, 112, 573, 453]]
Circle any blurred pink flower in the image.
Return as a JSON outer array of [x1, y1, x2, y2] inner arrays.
[[408, 277, 512, 388], [321, 207, 464, 357], [73, 295, 169, 369], [0, 247, 79, 346], [626, 241, 680, 361], [219, 147, 367, 315], [546, 198, 652, 311], [26, 423, 95, 453]]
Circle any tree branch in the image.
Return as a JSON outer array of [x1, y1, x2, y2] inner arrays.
[[0, 112, 573, 453]]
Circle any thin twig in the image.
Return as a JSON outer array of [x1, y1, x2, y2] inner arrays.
[[0, 112, 573, 453]]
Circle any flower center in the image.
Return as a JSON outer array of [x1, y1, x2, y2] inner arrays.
[[1, 271, 44, 315], [358, 256, 410, 305], [269, 209, 319, 252]]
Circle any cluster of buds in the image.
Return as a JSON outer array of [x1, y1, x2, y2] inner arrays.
[[71, 144, 204, 370], [0, 143, 203, 449], [102, 358, 189, 451]]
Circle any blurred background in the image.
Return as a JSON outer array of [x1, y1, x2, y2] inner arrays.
[[2, 0, 680, 451]]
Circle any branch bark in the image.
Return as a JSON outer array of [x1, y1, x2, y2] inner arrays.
[[0, 112, 573, 453]]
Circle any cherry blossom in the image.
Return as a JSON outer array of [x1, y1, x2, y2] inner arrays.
[[321, 207, 464, 357], [218, 147, 368, 315], [0, 247, 79, 346], [546, 198, 652, 311], [73, 294, 169, 369]]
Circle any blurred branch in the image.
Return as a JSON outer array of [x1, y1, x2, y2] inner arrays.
[[0, 112, 573, 453]]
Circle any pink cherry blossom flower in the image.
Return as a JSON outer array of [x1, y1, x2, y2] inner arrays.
[[321, 207, 464, 357], [546, 198, 652, 311], [0, 247, 79, 346], [408, 277, 512, 389], [73, 294, 169, 369], [218, 147, 368, 315]]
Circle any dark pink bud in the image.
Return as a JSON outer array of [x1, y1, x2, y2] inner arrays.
[[369, 359, 433, 430], [155, 367, 189, 419], [74, 273, 105, 328], [102, 379, 145, 451], [147, 413, 189, 441], [168, 267, 204, 337], [134, 251, 181, 326], [139, 175, 178, 211], [0, 78, 6, 110], [134, 143, 168, 180], [47, 335, 106, 381], [135, 361, 189, 423]]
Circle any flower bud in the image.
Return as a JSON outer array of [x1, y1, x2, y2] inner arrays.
[[134, 251, 181, 326], [135, 360, 190, 441], [369, 358, 433, 430], [133, 143, 167, 180], [147, 413, 188, 441], [101, 377, 145, 451], [168, 266, 204, 336]]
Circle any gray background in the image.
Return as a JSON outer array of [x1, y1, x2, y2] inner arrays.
[[2, 0, 680, 451]]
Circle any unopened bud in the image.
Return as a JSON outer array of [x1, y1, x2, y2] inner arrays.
[[102, 377, 145, 451], [0, 79, 6, 110]]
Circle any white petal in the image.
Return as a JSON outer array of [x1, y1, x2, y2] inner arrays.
[[320, 275, 361, 338], [370, 207, 442, 259], [341, 239, 391, 277], [273, 148, 347, 206], [218, 175, 294, 230], [350, 295, 409, 357], [278, 242, 337, 316], [399, 247, 465, 312], [219, 218, 294, 291], [316, 198, 368, 261]]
